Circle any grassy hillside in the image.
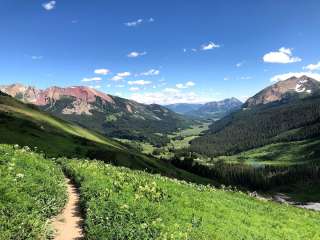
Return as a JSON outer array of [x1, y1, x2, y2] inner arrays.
[[0, 93, 213, 184], [60, 158, 320, 240], [0, 144, 67, 239], [208, 138, 320, 166], [173, 137, 320, 190]]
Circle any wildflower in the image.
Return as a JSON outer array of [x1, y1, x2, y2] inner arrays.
[[140, 223, 148, 229], [120, 204, 129, 210], [16, 173, 25, 179]]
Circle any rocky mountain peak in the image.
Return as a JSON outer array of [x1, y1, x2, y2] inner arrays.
[[244, 76, 320, 108]]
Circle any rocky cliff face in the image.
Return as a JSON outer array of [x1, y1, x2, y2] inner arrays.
[[0, 84, 190, 143], [244, 76, 320, 108], [0, 84, 115, 115]]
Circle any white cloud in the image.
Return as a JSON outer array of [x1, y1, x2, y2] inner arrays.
[[115, 84, 125, 88], [110, 72, 131, 81], [304, 62, 320, 71], [128, 80, 152, 86], [130, 89, 212, 105], [125, 19, 143, 27], [263, 47, 302, 64], [31, 56, 43, 60], [118, 72, 131, 77], [94, 69, 110, 75], [42, 1, 56, 11], [140, 69, 160, 76], [224, 77, 229, 81], [186, 81, 195, 87], [125, 18, 154, 27], [270, 72, 320, 82], [89, 85, 101, 89], [201, 42, 220, 51], [176, 81, 195, 89], [110, 76, 123, 81], [128, 51, 147, 58], [82, 77, 102, 82], [164, 88, 180, 93], [236, 61, 244, 67], [129, 87, 140, 92], [240, 76, 252, 80]]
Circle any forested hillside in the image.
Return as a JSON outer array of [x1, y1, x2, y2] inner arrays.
[[190, 95, 320, 156]]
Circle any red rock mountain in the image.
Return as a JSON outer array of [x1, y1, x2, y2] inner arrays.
[[0, 84, 189, 144], [244, 75, 320, 108]]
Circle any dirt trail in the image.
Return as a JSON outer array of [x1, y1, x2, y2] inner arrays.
[[52, 178, 84, 240]]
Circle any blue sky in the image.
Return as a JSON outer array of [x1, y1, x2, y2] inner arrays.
[[1, 0, 320, 104]]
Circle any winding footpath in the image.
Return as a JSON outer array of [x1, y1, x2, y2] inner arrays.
[[52, 178, 84, 240]]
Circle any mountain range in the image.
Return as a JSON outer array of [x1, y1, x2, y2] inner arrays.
[[0, 84, 190, 145], [166, 98, 243, 120], [190, 75, 320, 156]]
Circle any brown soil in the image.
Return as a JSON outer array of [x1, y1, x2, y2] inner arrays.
[[52, 178, 84, 240]]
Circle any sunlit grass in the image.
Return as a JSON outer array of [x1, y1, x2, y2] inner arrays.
[[61, 158, 320, 240]]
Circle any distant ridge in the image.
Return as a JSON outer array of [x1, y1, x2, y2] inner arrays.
[[0, 84, 191, 145]]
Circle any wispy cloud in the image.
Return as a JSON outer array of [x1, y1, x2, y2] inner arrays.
[[124, 18, 155, 27], [236, 61, 245, 67], [304, 61, 320, 71], [128, 51, 147, 58], [176, 81, 195, 89], [125, 19, 143, 27], [129, 87, 140, 92], [140, 69, 160, 76], [128, 80, 152, 86], [240, 76, 252, 80], [131, 90, 212, 105], [110, 72, 131, 81], [201, 42, 220, 51], [42, 1, 56, 11], [89, 85, 101, 89], [94, 69, 110, 75], [184, 42, 220, 53], [263, 47, 301, 64], [82, 77, 102, 82], [31, 56, 43, 60]]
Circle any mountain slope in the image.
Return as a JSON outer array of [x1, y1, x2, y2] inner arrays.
[[60, 157, 320, 240], [244, 75, 320, 108], [0, 91, 211, 183], [187, 98, 242, 120], [190, 76, 320, 157], [0, 84, 191, 145]]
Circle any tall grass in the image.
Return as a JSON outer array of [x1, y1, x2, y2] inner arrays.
[[60, 158, 320, 240], [0, 145, 67, 239]]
